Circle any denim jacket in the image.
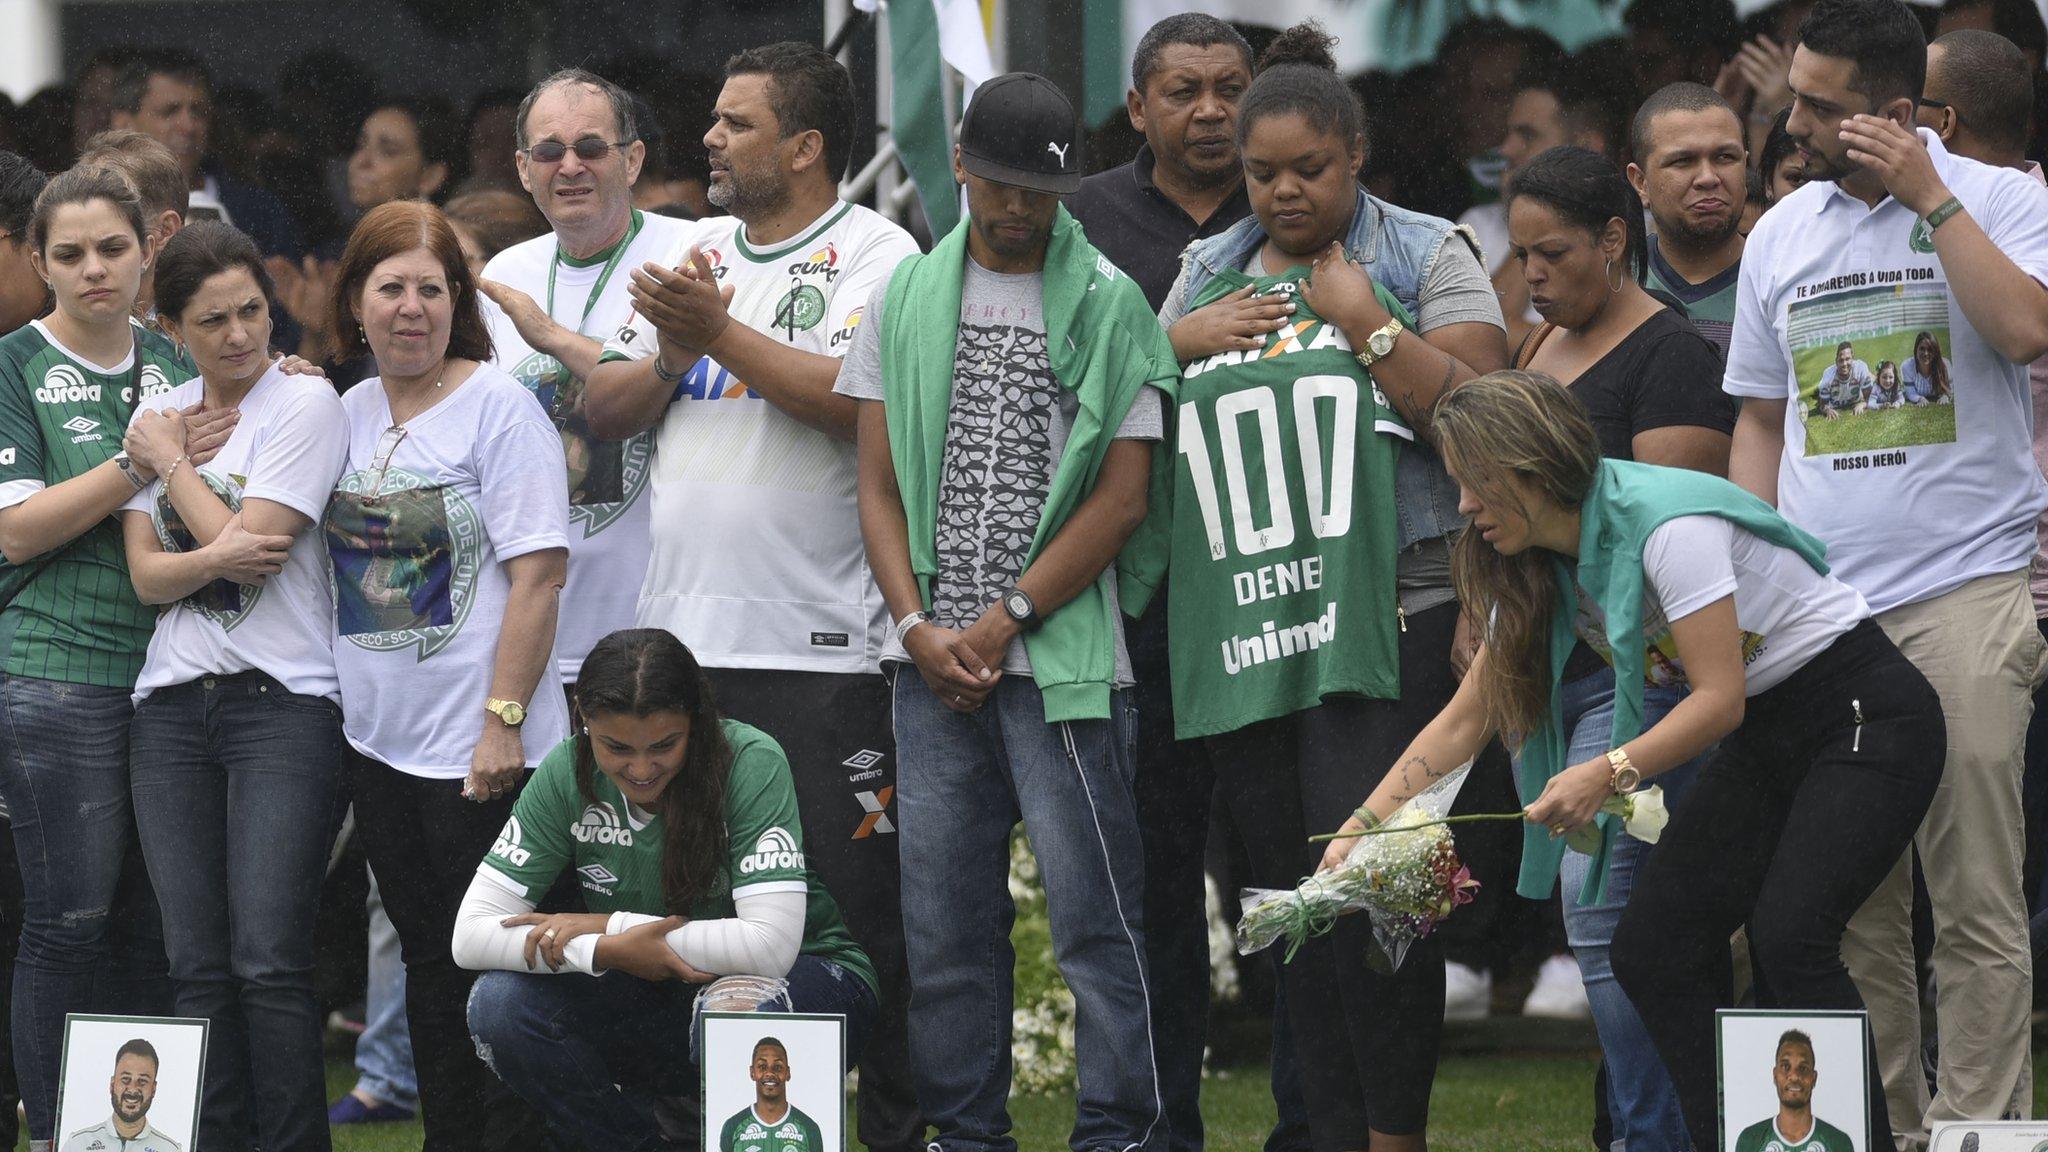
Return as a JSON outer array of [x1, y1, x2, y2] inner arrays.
[[1160, 188, 1479, 550]]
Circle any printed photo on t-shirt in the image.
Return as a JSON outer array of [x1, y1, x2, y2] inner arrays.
[[1788, 282, 1955, 456], [506, 351, 651, 537], [152, 470, 258, 629], [324, 474, 480, 655]]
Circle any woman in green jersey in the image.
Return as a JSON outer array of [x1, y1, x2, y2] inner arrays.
[[1153, 22, 1508, 1152], [0, 167, 219, 1151], [457, 628, 877, 1152]]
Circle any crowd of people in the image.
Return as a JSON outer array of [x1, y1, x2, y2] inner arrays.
[[0, 1, 2038, 1151]]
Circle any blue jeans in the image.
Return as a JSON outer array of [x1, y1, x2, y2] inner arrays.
[[467, 956, 876, 1152], [892, 673, 1159, 1152], [129, 670, 341, 1152], [355, 872, 418, 1109], [0, 674, 169, 1144], [1553, 668, 1702, 1152]]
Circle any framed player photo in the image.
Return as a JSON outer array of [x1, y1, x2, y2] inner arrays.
[[702, 1012, 846, 1152], [1717, 1009, 1871, 1152], [55, 1013, 208, 1152], [1928, 1121, 2048, 1151]]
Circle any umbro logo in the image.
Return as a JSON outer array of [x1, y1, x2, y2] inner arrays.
[[63, 416, 103, 443], [577, 863, 619, 892], [843, 748, 884, 782]]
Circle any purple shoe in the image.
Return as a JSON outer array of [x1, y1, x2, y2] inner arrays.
[[328, 1093, 416, 1125]]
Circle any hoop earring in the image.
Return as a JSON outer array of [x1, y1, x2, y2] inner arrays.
[[1606, 257, 1624, 295]]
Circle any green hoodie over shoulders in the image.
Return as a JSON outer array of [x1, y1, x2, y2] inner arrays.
[[878, 207, 1179, 722], [1519, 459, 1830, 904]]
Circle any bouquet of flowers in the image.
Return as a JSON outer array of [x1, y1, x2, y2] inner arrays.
[[1234, 771, 1479, 973], [1233, 769, 1672, 973]]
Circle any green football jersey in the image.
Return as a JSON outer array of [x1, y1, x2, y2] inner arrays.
[[1732, 1115, 1856, 1152], [1167, 266, 1413, 739], [0, 320, 191, 686], [719, 1104, 826, 1152], [481, 719, 879, 995], [1644, 235, 1738, 358]]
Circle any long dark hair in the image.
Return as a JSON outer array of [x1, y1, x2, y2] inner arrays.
[[1507, 145, 1647, 285], [1433, 371, 1603, 743], [572, 629, 732, 914]]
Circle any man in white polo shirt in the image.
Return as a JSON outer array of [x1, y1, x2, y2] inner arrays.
[[1724, 2, 2048, 1147], [582, 42, 924, 1152], [477, 68, 694, 685]]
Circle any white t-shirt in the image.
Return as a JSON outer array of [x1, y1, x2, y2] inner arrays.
[[326, 364, 571, 778], [1724, 130, 2048, 614], [1620, 515, 1870, 695], [122, 364, 349, 702], [482, 210, 694, 682], [600, 201, 920, 672]]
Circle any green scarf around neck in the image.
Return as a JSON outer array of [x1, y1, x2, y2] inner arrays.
[[1516, 459, 1830, 903], [877, 206, 1179, 722]]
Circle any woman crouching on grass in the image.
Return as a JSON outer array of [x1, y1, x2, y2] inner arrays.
[[455, 627, 877, 1152], [1320, 371, 1941, 1150]]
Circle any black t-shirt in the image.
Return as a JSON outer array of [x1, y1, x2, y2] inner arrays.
[[1567, 305, 1734, 462], [1559, 305, 1734, 680], [1065, 144, 1252, 312]]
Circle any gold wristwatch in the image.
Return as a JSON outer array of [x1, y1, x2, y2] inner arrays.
[[1606, 747, 1640, 794], [1354, 316, 1404, 369], [485, 698, 527, 728]]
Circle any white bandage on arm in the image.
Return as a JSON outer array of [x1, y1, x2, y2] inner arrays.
[[451, 869, 601, 975], [607, 888, 806, 977]]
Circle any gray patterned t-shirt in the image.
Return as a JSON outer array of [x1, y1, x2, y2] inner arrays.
[[834, 257, 1162, 681]]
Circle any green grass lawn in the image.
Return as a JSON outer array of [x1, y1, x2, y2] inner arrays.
[[312, 1051, 1601, 1152], [1799, 401, 1956, 456]]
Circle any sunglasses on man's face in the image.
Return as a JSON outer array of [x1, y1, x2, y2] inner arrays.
[[523, 137, 632, 165]]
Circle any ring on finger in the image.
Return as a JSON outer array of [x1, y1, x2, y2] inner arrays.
[[1550, 823, 1567, 835], [543, 928, 559, 940]]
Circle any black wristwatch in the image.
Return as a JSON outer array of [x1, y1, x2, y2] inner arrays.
[[1002, 587, 1041, 632]]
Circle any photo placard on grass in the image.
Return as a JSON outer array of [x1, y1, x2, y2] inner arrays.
[[55, 1014, 207, 1152], [1718, 1009, 1871, 1152], [701, 1012, 845, 1152]]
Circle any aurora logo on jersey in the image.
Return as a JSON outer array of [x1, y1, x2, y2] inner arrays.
[[491, 816, 530, 866], [325, 466, 483, 658], [786, 241, 839, 283], [36, 364, 100, 404], [154, 469, 262, 630], [132, 363, 175, 402], [510, 350, 651, 537], [571, 801, 633, 845], [737, 827, 804, 875], [1219, 602, 1339, 676]]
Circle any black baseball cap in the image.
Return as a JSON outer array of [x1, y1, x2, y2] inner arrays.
[[958, 72, 1082, 195]]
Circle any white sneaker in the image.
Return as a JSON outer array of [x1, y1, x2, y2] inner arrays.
[[1443, 960, 1492, 1021], [1522, 953, 1592, 1019]]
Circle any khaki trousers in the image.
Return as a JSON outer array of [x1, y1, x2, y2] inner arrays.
[[1843, 569, 2048, 1152]]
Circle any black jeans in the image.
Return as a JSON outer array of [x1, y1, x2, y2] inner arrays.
[[1611, 619, 1944, 1152], [351, 751, 541, 1152], [702, 668, 924, 1152], [1127, 595, 1217, 1152], [1207, 600, 1459, 1148]]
